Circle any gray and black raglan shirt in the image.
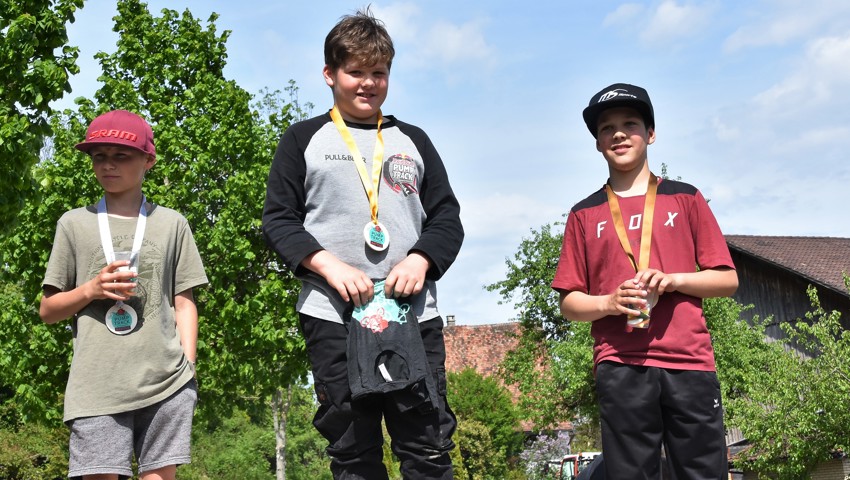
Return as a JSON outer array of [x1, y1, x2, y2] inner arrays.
[[263, 112, 464, 324]]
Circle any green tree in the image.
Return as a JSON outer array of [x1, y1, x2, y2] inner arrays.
[[447, 368, 524, 477], [0, 0, 84, 235], [0, 387, 68, 479], [485, 221, 601, 434], [0, 4, 311, 479], [724, 284, 850, 479], [284, 385, 332, 480], [0, 422, 67, 479], [182, 410, 274, 480], [454, 418, 509, 480]]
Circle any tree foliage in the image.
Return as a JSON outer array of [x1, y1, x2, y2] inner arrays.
[[0, 391, 68, 479], [284, 385, 332, 480], [0, 0, 308, 425], [486, 221, 600, 433], [454, 418, 510, 480], [0, 421, 67, 479], [447, 368, 524, 479], [724, 284, 850, 479], [0, 0, 83, 235], [182, 410, 274, 480], [486, 221, 565, 339]]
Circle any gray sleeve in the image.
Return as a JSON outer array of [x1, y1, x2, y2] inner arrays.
[[43, 217, 77, 292], [174, 217, 208, 295]]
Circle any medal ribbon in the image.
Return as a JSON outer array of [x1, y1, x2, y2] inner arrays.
[[330, 105, 385, 225], [97, 196, 147, 305], [605, 174, 658, 272]]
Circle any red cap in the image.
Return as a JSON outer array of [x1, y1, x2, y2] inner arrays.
[[75, 110, 156, 158]]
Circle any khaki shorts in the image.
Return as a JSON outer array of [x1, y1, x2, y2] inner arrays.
[[68, 379, 197, 479]]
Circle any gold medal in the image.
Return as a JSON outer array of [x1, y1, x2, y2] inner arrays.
[[329, 106, 389, 250], [606, 174, 658, 330]]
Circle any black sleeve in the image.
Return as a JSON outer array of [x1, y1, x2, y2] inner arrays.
[[262, 119, 324, 273], [399, 123, 464, 280]]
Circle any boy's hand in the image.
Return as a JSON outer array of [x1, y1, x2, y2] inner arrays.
[[326, 263, 374, 306], [385, 252, 431, 298], [606, 278, 650, 317], [87, 260, 138, 301], [303, 251, 374, 306], [634, 267, 737, 299], [633, 268, 679, 295]]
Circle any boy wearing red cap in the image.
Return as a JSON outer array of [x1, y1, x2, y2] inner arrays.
[[551, 84, 738, 479], [40, 110, 208, 480]]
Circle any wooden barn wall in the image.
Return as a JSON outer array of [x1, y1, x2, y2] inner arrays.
[[729, 250, 850, 342]]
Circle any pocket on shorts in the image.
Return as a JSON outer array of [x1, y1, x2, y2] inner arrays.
[[314, 379, 350, 409], [185, 378, 199, 408], [435, 366, 447, 396]]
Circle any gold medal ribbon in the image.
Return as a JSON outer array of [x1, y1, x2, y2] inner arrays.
[[605, 173, 658, 272], [330, 105, 385, 225]]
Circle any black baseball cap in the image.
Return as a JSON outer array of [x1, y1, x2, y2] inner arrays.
[[582, 83, 654, 138]]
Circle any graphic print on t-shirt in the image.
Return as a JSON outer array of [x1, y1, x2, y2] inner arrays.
[[596, 209, 680, 240], [352, 280, 411, 333], [383, 153, 419, 197]]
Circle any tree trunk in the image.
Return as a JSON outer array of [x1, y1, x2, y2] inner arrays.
[[272, 386, 293, 480]]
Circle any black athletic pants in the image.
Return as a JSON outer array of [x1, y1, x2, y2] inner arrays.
[[595, 361, 728, 480], [300, 313, 456, 480]]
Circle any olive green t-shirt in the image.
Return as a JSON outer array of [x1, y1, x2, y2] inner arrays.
[[43, 203, 208, 422]]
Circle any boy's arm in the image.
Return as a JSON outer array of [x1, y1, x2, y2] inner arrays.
[[174, 289, 198, 363], [263, 122, 375, 306], [560, 266, 739, 322], [40, 260, 137, 324], [262, 126, 325, 272], [403, 128, 463, 280]]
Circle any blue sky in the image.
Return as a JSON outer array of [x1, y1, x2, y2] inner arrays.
[[59, 1, 850, 325]]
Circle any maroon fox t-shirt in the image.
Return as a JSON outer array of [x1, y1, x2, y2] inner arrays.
[[551, 178, 735, 372]]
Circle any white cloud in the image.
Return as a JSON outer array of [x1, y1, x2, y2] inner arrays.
[[807, 34, 850, 80], [723, 0, 850, 52], [711, 116, 740, 142], [373, 3, 421, 44], [603, 1, 715, 47], [603, 3, 645, 27], [376, 3, 496, 80], [724, 15, 815, 52], [422, 20, 494, 66], [641, 0, 716, 45], [753, 33, 850, 116]]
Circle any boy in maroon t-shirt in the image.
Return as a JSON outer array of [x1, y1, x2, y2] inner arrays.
[[551, 83, 738, 479]]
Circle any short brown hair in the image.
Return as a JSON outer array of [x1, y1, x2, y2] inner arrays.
[[324, 6, 395, 71]]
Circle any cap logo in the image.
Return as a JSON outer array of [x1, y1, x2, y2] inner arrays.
[[598, 88, 637, 103], [88, 129, 138, 142]]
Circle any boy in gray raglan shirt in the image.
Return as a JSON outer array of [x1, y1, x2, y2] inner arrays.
[[262, 8, 463, 480]]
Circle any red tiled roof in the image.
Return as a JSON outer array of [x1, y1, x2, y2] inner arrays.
[[726, 235, 850, 296]]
